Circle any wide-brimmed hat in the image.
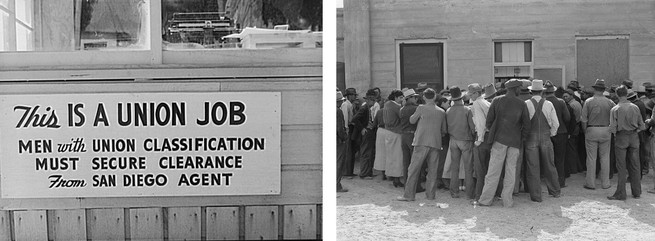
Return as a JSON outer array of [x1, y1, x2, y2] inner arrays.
[[364, 89, 377, 99], [449, 86, 464, 101], [416, 82, 429, 92], [403, 88, 418, 99], [646, 99, 655, 111], [482, 83, 497, 99], [543, 80, 557, 93], [592, 79, 607, 90], [529, 79, 545, 91], [344, 88, 358, 96], [467, 83, 483, 93], [337, 91, 346, 101], [627, 89, 637, 100], [505, 79, 522, 89], [622, 79, 634, 89]]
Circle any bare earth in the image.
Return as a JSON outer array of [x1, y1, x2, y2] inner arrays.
[[337, 166, 655, 240]]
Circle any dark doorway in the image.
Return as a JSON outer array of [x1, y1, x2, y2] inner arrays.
[[399, 42, 444, 91]]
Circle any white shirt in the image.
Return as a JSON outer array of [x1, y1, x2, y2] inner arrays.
[[369, 102, 380, 123], [525, 96, 559, 136], [470, 96, 491, 142], [340, 99, 353, 130]]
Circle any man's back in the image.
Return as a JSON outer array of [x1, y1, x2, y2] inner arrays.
[[486, 94, 530, 148]]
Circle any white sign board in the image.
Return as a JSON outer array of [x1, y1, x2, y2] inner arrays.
[[0, 92, 281, 198]]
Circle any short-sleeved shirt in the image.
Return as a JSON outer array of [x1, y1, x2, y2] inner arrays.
[[581, 95, 615, 126], [610, 100, 645, 133]]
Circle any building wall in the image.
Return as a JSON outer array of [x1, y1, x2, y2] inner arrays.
[[344, 0, 655, 94]]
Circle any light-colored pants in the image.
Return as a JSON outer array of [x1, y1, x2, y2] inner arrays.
[[585, 127, 611, 188], [448, 139, 474, 198], [373, 128, 389, 171], [478, 142, 519, 207], [403, 146, 440, 200], [384, 131, 404, 177], [650, 135, 655, 188]]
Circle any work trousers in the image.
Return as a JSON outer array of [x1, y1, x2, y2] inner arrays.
[[344, 130, 359, 176], [585, 127, 611, 189], [525, 135, 561, 201], [612, 131, 641, 199], [448, 139, 475, 198], [337, 141, 346, 190], [473, 135, 491, 200], [566, 134, 581, 174], [552, 133, 568, 186], [513, 142, 526, 194], [478, 142, 519, 207], [403, 146, 440, 200], [639, 131, 651, 175], [359, 129, 376, 177], [401, 133, 414, 183], [437, 136, 450, 187]]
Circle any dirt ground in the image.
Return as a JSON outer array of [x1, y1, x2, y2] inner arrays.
[[337, 162, 655, 240]]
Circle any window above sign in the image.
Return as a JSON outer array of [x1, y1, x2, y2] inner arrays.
[[493, 40, 533, 83], [0, 0, 322, 69]]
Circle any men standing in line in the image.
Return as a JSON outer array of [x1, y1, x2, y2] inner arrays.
[[446, 86, 476, 199], [472, 79, 531, 207], [351, 89, 379, 179], [607, 85, 645, 200], [524, 80, 561, 202], [544, 81, 571, 187], [397, 88, 448, 201], [337, 90, 349, 192], [581, 79, 616, 190], [399, 89, 423, 192], [342, 88, 358, 177], [469, 83, 492, 201]]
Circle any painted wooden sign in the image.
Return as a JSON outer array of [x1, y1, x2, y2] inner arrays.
[[0, 92, 281, 198]]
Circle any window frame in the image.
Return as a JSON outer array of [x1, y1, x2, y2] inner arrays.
[[0, 0, 322, 75], [395, 38, 447, 90], [491, 39, 534, 82]]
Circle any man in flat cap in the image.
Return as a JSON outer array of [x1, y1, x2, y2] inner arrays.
[[472, 79, 531, 207]]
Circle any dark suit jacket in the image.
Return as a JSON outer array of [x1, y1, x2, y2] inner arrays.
[[351, 103, 372, 139], [485, 94, 531, 148], [337, 108, 347, 144], [546, 96, 571, 134]]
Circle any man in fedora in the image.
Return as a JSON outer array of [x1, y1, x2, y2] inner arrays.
[[337, 91, 349, 192], [544, 81, 571, 187], [523, 80, 561, 202], [581, 79, 616, 189], [607, 85, 645, 200], [469, 83, 493, 201], [472, 79, 531, 207], [397, 88, 447, 201], [399, 88, 424, 192], [446, 86, 476, 199], [351, 89, 380, 179], [342, 88, 359, 177]]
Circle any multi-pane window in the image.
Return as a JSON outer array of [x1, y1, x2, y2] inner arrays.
[[1, 0, 34, 51], [493, 41, 533, 83]]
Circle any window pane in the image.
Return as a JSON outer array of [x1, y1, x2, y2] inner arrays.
[[1, 0, 148, 52], [1, 11, 8, 51], [0, 0, 8, 9], [400, 43, 444, 90], [524, 41, 532, 62], [16, 0, 32, 27], [494, 42, 502, 63], [15, 23, 32, 51], [162, 0, 322, 50], [80, 0, 149, 50]]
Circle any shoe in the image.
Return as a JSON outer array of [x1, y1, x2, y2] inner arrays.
[[337, 188, 349, 193], [531, 198, 542, 202], [583, 185, 596, 190], [360, 176, 373, 180], [392, 180, 405, 188], [607, 196, 625, 201], [396, 196, 414, 202], [552, 194, 561, 198], [647, 189, 655, 194], [451, 193, 460, 198], [470, 200, 489, 206], [416, 187, 426, 193], [602, 186, 611, 189], [633, 195, 641, 199]]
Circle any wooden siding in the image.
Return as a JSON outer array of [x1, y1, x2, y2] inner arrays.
[[345, 0, 655, 92]]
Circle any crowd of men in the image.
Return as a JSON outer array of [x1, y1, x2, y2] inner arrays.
[[337, 78, 655, 207]]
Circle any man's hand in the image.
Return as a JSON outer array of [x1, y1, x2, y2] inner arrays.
[[361, 129, 367, 136], [474, 141, 482, 146]]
